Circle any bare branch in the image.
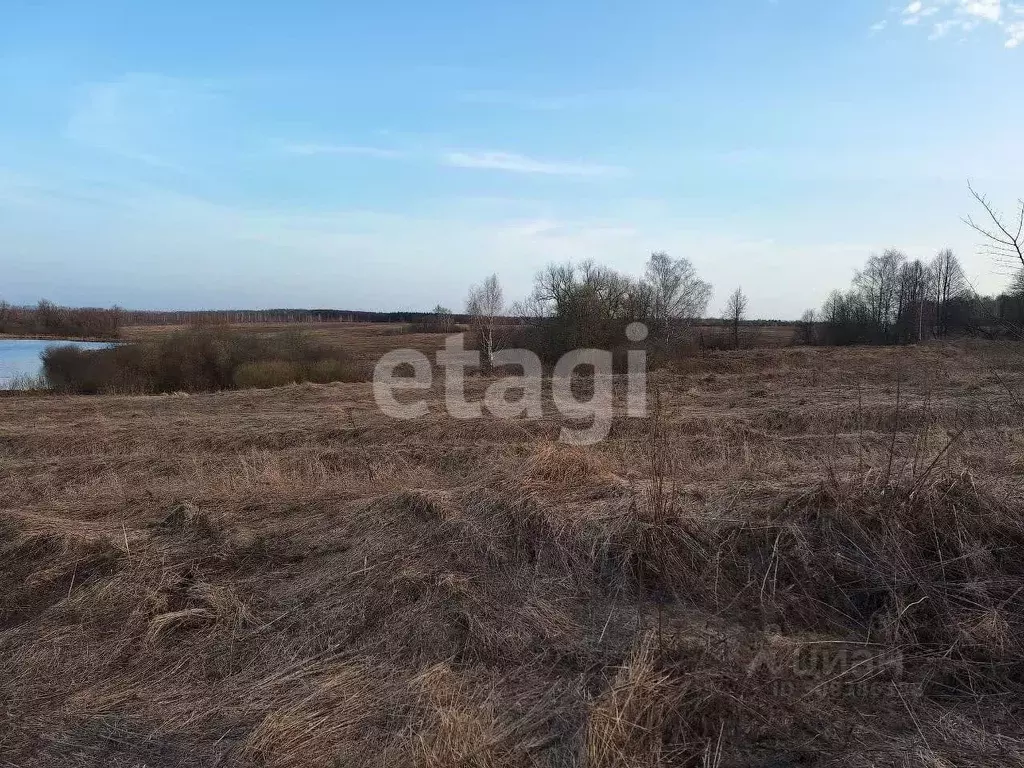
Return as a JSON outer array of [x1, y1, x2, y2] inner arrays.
[[964, 180, 1024, 271]]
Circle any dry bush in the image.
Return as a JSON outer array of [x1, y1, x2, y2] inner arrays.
[[43, 327, 366, 394]]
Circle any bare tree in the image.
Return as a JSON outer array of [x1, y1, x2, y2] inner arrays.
[[965, 181, 1024, 274], [466, 274, 504, 369], [930, 249, 968, 337], [821, 291, 845, 326], [644, 252, 712, 333], [796, 309, 816, 345], [894, 258, 931, 343], [723, 287, 748, 349], [523, 260, 659, 357], [509, 294, 547, 320], [431, 304, 455, 333], [531, 261, 626, 316], [855, 249, 906, 341]]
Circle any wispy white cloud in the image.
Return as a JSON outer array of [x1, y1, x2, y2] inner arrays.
[[902, 1, 939, 25], [442, 150, 624, 177], [1007, 20, 1024, 45], [283, 143, 402, 158], [880, 0, 1021, 45], [961, 0, 1002, 21], [1006, 4, 1024, 44], [279, 144, 624, 176]]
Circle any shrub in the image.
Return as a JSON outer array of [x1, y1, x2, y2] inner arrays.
[[43, 328, 364, 394], [42, 346, 124, 395]]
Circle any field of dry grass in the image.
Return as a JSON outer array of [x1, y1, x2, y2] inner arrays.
[[120, 320, 799, 362], [2, 338, 1024, 766], [120, 322, 457, 371]]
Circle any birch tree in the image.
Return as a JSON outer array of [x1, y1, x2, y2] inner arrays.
[[466, 274, 504, 369], [723, 287, 748, 349], [644, 252, 712, 333]]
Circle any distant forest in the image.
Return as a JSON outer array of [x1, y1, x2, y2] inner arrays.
[[0, 302, 480, 339], [807, 248, 1024, 346]]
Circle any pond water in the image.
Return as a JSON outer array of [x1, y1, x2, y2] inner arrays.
[[0, 339, 113, 389]]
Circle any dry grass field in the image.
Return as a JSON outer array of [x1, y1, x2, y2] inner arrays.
[[120, 320, 799, 363], [2, 335, 1024, 766], [120, 322, 459, 372]]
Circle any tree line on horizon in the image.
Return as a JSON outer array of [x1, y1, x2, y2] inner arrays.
[[453, 185, 1024, 356], [800, 248, 987, 346], [799, 184, 1024, 345], [459, 245, 1024, 364]]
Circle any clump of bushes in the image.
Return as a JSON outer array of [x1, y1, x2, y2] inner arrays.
[[488, 256, 714, 371], [0, 299, 121, 339], [42, 328, 365, 394]]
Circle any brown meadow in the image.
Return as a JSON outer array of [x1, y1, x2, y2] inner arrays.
[[2, 330, 1024, 766]]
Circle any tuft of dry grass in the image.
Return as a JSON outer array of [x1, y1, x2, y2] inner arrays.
[[584, 635, 676, 768]]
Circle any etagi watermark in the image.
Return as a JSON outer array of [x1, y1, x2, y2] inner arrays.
[[372, 322, 651, 446]]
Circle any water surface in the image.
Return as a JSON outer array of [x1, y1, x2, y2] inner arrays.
[[0, 338, 113, 389]]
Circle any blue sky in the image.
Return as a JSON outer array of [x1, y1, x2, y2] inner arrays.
[[1, 0, 1022, 318]]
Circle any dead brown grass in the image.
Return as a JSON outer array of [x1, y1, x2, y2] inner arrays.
[[120, 321, 454, 368], [1, 342, 1024, 766]]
